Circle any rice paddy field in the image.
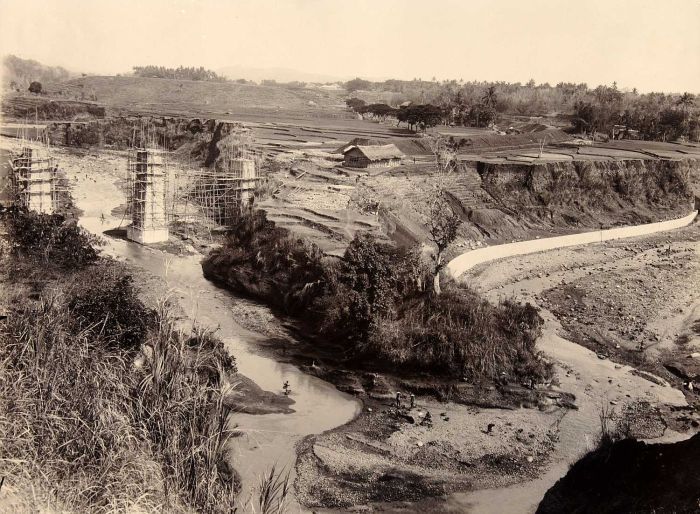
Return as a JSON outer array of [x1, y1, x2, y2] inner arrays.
[[459, 140, 700, 165]]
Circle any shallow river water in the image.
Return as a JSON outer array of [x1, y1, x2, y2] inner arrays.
[[67, 157, 361, 510]]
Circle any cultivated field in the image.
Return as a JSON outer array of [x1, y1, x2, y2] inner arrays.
[[43, 75, 351, 120]]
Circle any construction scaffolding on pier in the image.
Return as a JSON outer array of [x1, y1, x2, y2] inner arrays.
[[167, 127, 260, 236], [125, 147, 169, 243], [124, 121, 170, 243], [4, 125, 66, 214], [124, 121, 261, 243]]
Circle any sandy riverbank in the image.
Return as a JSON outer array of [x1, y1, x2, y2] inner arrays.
[[287, 220, 696, 513]]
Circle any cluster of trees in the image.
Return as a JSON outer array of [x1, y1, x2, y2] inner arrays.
[[346, 98, 446, 131], [344, 77, 699, 141], [132, 65, 226, 81], [259, 79, 308, 88], [573, 87, 698, 141], [205, 208, 550, 382]]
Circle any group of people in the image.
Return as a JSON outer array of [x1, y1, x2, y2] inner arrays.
[[395, 391, 415, 409], [395, 391, 433, 426]]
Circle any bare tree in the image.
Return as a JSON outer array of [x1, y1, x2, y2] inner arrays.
[[538, 133, 550, 158], [426, 133, 456, 187], [427, 190, 462, 295]]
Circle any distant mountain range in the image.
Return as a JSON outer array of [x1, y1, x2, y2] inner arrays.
[[217, 65, 348, 84]]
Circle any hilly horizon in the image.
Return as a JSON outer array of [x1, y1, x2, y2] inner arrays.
[[216, 64, 349, 84]]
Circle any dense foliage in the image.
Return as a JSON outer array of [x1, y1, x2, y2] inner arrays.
[[28, 81, 42, 94], [132, 65, 226, 82], [345, 78, 699, 141], [6, 208, 102, 270], [68, 262, 152, 350], [205, 209, 550, 382]]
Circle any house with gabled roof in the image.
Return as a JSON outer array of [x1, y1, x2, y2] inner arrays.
[[342, 144, 404, 169]]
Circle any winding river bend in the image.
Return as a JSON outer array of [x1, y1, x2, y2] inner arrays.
[[65, 148, 694, 513], [66, 155, 361, 509]]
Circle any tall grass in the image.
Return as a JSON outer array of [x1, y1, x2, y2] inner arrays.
[[597, 402, 634, 449], [253, 464, 291, 514], [0, 270, 239, 512]]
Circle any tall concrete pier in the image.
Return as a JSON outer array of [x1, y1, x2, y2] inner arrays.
[[231, 157, 257, 207], [126, 149, 169, 244]]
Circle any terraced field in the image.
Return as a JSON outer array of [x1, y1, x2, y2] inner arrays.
[[259, 158, 388, 255], [43, 76, 350, 120], [463, 139, 700, 165]]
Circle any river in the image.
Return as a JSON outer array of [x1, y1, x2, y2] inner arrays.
[[65, 151, 361, 511]]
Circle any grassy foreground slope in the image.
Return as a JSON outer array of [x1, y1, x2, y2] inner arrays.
[[0, 209, 238, 513]]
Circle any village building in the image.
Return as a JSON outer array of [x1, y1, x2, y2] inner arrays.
[[342, 144, 404, 169]]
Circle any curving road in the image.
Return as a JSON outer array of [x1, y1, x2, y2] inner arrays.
[[448, 211, 698, 279]]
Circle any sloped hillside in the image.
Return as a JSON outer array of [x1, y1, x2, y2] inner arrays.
[[42, 76, 351, 118], [2, 54, 75, 88]]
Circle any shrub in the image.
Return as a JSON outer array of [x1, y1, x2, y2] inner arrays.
[[220, 208, 326, 314], [313, 234, 424, 345], [68, 263, 152, 350], [363, 286, 548, 381], [5, 208, 101, 270], [28, 80, 42, 94]]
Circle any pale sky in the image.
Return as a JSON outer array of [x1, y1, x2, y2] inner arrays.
[[0, 0, 698, 92]]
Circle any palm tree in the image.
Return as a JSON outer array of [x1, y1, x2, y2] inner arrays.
[[481, 86, 498, 108], [676, 92, 695, 113]]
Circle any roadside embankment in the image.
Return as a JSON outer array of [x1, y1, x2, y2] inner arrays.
[[361, 149, 699, 249]]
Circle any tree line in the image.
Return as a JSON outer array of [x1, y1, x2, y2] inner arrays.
[[344, 77, 699, 141], [132, 65, 226, 82]]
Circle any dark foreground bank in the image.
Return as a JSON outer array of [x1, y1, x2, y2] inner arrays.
[[537, 433, 700, 514]]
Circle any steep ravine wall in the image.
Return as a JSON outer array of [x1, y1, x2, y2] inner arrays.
[[454, 159, 697, 242], [42, 117, 240, 157]]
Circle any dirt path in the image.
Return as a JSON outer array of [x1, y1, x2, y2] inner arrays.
[[447, 210, 698, 279]]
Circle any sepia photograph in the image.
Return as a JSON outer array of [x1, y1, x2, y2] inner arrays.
[[0, 0, 698, 512]]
